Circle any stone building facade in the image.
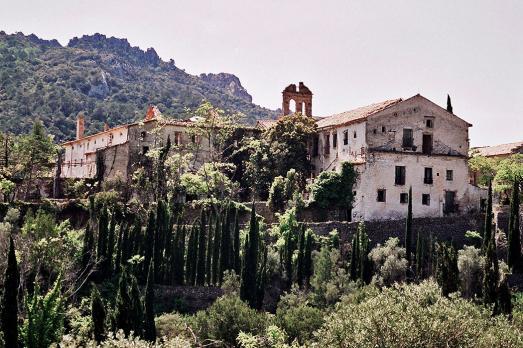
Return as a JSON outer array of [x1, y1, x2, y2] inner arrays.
[[60, 106, 214, 181], [311, 93, 485, 220]]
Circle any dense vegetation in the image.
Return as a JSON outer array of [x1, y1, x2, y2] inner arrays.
[[0, 32, 277, 141], [0, 108, 522, 347]]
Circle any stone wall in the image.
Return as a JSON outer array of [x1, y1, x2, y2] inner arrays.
[[305, 214, 483, 249]]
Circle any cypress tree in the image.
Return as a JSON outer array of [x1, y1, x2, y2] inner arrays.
[[171, 222, 183, 285], [154, 201, 169, 283], [483, 180, 493, 250], [233, 209, 241, 275], [212, 216, 221, 285], [283, 228, 294, 288], [144, 209, 156, 281], [241, 202, 259, 307], [508, 178, 521, 272], [435, 242, 459, 297], [163, 216, 174, 284], [129, 275, 144, 337], [256, 247, 268, 309], [185, 226, 195, 285], [415, 231, 426, 279], [296, 224, 305, 288], [177, 225, 186, 285], [446, 94, 453, 114], [144, 261, 156, 342], [303, 231, 313, 288], [483, 235, 499, 307], [497, 278, 513, 317], [106, 212, 117, 275], [81, 225, 94, 268], [115, 223, 127, 274], [220, 206, 232, 283], [206, 214, 214, 285], [96, 206, 109, 265], [114, 270, 133, 336], [359, 223, 372, 284], [405, 186, 413, 265], [1, 236, 19, 348], [350, 227, 360, 281], [90, 284, 106, 343], [196, 211, 207, 286]]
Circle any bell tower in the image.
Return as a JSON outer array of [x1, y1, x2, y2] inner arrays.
[[282, 82, 313, 116]]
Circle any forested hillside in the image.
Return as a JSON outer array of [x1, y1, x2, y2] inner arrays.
[[0, 32, 277, 141]]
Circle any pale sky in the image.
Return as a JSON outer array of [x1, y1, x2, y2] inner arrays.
[[1, 0, 522, 146]]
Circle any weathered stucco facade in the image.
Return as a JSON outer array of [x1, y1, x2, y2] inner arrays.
[[312, 94, 484, 220], [60, 107, 213, 181]]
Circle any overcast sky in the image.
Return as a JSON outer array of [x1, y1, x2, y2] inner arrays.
[[1, 0, 522, 146]]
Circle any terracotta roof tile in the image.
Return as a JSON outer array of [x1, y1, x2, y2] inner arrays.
[[473, 141, 523, 157], [256, 119, 278, 130], [316, 98, 402, 129]]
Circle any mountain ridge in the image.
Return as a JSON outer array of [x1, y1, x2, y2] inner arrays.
[[0, 31, 277, 141]]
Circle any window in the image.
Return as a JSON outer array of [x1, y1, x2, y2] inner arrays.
[[422, 134, 433, 154], [426, 119, 434, 128], [353, 131, 357, 139], [343, 130, 349, 145], [312, 135, 319, 156], [444, 191, 457, 214], [424, 167, 433, 184], [324, 134, 330, 154], [395, 166, 406, 185], [373, 129, 377, 134], [402, 128, 414, 148], [400, 193, 408, 204], [142, 146, 149, 155], [140, 131, 146, 139], [332, 133, 337, 148], [446, 170, 453, 181], [377, 189, 386, 202], [382, 126, 386, 133], [422, 194, 430, 205]]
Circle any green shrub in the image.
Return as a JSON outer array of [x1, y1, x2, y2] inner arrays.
[[268, 176, 286, 212], [275, 290, 324, 344], [313, 281, 523, 347], [191, 294, 267, 346]]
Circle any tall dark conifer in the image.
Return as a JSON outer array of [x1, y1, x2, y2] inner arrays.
[[1, 236, 19, 348], [144, 209, 156, 281], [129, 275, 144, 337], [177, 225, 186, 285], [106, 211, 117, 275], [144, 261, 156, 342], [350, 229, 360, 281], [196, 211, 207, 286], [185, 226, 196, 285], [114, 270, 133, 336], [81, 225, 94, 268], [508, 178, 521, 272], [446, 94, 453, 113], [483, 234, 500, 307], [303, 231, 313, 288], [154, 200, 169, 283], [415, 231, 426, 279], [206, 215, 214, 285], [212, 216, 221, 285], [90, 284, 106, 343], [96, 206, 109, 264], [241, 202, 259, 307], [483, 180, 493, 250], [436, 242, 459, 297], [233, 210, 241, 274], [359, 223, 372, 284], [296, 224, 306, 288], [220, 206, 232, 283], [405, 186, 413, 265]]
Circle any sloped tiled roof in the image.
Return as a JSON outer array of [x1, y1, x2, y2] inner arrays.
[[473, 141, 523, 157], [316, 98, 403, 129], [256, 119, 278, 130]]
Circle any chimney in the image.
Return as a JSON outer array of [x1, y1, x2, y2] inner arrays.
[[76, 113, 85, 140], [145, 105, 155, 121]]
